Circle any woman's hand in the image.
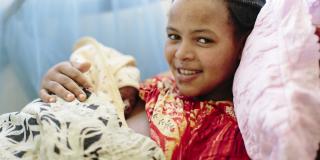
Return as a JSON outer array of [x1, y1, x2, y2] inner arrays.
[[39, 61, 92, 103]]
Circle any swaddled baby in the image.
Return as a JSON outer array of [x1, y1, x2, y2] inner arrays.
[[0, 37, 164, 160]]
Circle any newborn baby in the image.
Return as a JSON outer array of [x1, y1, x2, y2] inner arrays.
[[69, 37, 141, 123], [0, 37, 164, 160]]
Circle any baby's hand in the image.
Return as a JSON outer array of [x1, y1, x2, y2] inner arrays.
[[119, 86, 139, 117]]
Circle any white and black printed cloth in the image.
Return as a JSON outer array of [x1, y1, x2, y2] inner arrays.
[[0, 95, 164, 160]]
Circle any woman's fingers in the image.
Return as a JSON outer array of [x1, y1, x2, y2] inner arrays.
[[55, 62, 91, 101], [71, 61, 91, 73], [40, 65, 67, 102], [52, 73, 87, 101], [39, 89, 56, 103], [39, 61, 91, 102], [57, 62, 92, 90], [43, 80, 75, 102]]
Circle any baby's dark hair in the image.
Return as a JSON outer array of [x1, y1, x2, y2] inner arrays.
[[224, 0, 266, 39]]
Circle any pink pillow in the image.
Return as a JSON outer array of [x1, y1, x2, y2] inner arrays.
[[309, 0, 320, 25], [233, 0, 320, 159]]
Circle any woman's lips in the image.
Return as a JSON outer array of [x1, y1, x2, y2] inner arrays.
[[176, 68, 202, 83]]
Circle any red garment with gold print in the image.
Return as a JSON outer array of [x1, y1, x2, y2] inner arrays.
[[139, 75, 249, 160]]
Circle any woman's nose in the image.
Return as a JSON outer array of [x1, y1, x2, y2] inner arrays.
[[174, 40, 195, 61]]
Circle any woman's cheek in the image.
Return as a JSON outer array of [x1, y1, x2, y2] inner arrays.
[[164, 43, 175, 63]]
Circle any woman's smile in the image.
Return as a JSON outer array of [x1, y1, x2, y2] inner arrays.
[[175, 67, 202, 83]]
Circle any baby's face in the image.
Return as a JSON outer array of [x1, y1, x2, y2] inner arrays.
[[165, 0, 242, 97], [119, 86, 138, 117]]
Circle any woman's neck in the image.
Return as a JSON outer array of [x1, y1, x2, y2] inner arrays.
[[194, 78, 234, 102]]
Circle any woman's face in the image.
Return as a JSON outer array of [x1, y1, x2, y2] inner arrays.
[[165, 0, 242, 98]]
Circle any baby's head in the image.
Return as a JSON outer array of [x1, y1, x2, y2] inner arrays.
[[165, 0, 265, 100]]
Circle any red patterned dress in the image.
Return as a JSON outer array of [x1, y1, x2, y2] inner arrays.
[[139, 75, 249, 160]]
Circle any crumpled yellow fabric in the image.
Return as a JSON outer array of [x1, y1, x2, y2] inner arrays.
[[70, 37, 140, 125]]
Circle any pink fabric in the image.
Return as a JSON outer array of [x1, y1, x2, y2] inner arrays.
[[233, 0, 320, 159], [308, 0, 320, 25]]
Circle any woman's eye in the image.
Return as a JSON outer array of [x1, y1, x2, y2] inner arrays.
[[168, 34, 180, 40], [197, 38, 213, 44]]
